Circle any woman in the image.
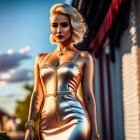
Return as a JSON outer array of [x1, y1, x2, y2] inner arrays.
[[25, 3, 100, 140]]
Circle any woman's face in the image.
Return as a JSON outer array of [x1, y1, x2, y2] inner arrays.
[[50, 13, 72, 44]]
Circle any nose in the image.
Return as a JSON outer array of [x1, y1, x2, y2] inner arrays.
[[57, 25, 62, 33]]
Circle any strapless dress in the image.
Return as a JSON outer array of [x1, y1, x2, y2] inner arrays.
[[39, 51, 91, 140]]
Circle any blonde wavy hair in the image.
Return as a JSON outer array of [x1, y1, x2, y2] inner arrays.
[[49, 3, 88, 44]]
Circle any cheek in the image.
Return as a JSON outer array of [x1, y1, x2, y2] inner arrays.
[[51, 28, 56, 34], [65, 27, 71, 35]]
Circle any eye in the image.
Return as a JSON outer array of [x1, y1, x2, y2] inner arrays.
[[51, 24, 57, 28], [62, 23, 68, 27]]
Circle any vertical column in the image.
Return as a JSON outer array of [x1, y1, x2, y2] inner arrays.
[[98, 48, 107, 140]]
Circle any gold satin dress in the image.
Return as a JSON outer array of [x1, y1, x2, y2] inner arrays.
[[39, 51, 91, 140]]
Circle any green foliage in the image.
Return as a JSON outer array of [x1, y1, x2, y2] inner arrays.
[[0, 132, 11, 140], [15, 83, 39, 140]]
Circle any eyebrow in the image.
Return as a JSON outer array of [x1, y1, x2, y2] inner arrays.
[[51, 22, 68, 24]]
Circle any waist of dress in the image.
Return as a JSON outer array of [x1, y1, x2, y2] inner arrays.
[[44, 91, 76, 98]]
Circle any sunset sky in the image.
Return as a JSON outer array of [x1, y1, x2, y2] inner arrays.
[[0, 0, 72, 114]]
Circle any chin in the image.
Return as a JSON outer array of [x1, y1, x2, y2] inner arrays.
[[55, 37, 70, 44], [57, 40, 67, 43]]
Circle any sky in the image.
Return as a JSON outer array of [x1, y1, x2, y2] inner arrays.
[[0, 0, 73, 115]]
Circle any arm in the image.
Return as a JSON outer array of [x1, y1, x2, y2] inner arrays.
[[25, 54, 44, 140], [81, 51, 99, 140], [27, 54, 44, 124]]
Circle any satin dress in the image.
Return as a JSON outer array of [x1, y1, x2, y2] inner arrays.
[[39, 51, 91, 140]]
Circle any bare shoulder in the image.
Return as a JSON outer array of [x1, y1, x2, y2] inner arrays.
[[35, 53, 48, 64], [80, 51, 93, 64], [36, 53, 46, 59]]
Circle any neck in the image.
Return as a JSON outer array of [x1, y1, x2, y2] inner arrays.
[[56, 42, 74, 51]]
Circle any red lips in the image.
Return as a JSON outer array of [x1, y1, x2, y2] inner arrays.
[[57, 35, 63, 39]]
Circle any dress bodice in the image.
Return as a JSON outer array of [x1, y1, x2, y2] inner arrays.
[[38, 51, 91, 139], [39, 51, 82, 97]]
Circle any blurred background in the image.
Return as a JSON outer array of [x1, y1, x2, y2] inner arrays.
[[0, 0, 139, 140]]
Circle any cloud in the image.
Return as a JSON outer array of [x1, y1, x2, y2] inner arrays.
[[7, 49, 14, 54], [0, 94, 17, 98], [0, 68, 34, 86], [0, 52, 31, 73], [19, 46, 31, 54]]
